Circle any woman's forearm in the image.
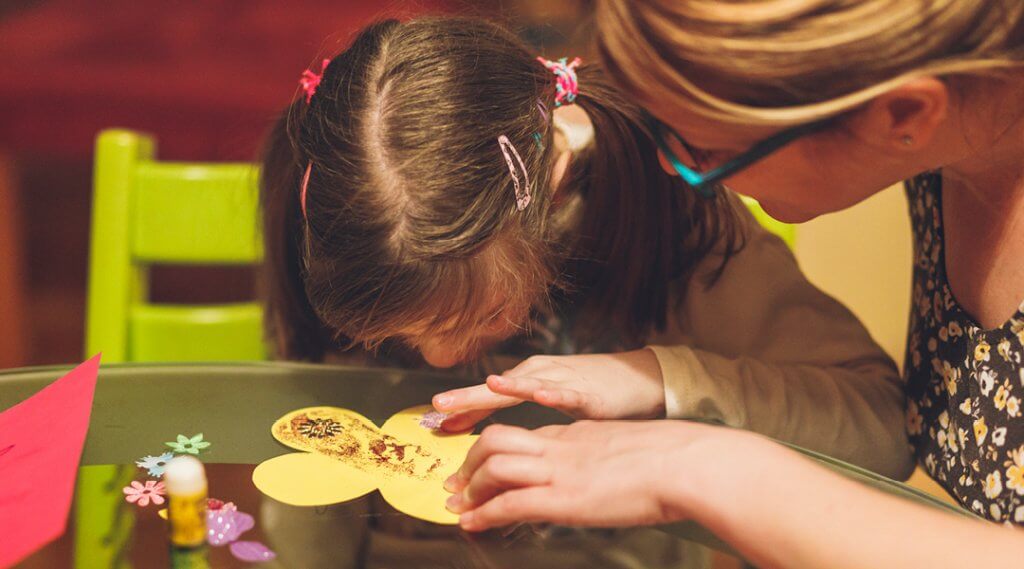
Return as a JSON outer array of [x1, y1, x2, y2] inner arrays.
[[672, 432, 1024, 569]]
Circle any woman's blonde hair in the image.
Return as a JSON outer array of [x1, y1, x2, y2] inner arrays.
[[595, 0, 1024, 126]]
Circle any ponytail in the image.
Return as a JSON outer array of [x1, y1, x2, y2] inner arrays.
[[562, 63, 741, 344], [258, 108, 332, 361]]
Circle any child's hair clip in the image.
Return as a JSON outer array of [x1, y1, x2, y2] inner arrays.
[[299, 59, 331, 104], [497, 135, 532, 211], [536, 56, 582, 107]]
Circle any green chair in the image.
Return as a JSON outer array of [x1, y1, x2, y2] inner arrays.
[[85, 129, 265, 362], [76, 129, 265, 568]]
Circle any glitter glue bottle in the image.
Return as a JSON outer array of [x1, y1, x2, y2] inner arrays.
[[165, 455, 210, 568]]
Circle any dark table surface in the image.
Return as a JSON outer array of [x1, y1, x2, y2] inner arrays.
[[1, 362, 969, 568]]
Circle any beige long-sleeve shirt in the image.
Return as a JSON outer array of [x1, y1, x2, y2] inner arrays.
[[647, 205, 914, 480]]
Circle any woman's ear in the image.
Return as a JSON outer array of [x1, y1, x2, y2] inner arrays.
[[844, 77, 949, 151]]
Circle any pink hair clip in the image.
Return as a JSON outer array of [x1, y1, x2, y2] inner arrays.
[[497, 135, 531, 211], [299, 59, 331, 103], [536, 56, 582, 107]]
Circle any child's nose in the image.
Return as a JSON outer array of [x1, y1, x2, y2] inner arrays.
[[420, 345, 463, 369]]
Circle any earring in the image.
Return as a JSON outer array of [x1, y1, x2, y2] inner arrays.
[[901, 135, 914, 147]]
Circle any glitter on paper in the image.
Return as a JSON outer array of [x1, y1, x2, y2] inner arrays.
[[419, 411, 448, 430]]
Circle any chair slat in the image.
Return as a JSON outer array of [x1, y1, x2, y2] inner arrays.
[[133, 162, 262, 263], [129, 303, 266, 361]]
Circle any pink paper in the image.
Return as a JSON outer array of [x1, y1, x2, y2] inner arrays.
[[0, 354, 101, 569]]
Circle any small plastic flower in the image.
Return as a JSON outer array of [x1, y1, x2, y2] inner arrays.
[[166, 433, 211, 455], [135, 452, 175, 477], [123, 480, 165, 507]]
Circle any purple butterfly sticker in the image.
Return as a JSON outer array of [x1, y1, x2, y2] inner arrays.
[[204, 502, 276, 563]]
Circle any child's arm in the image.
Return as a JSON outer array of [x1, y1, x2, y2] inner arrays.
[[648, 205, 911, 478], [436, 204, 910, 478], [447, 420, 1024, 569]]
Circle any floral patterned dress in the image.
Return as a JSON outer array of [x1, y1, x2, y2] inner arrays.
[[904, 172, 1024, 524]]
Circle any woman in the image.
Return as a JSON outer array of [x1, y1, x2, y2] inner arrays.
[[444, 2, 1024, 566]]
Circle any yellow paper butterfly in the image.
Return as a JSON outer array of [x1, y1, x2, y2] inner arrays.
[[252, 405, 476, 525]]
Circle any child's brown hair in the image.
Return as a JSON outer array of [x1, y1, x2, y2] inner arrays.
[[260, 17, 740, 362]]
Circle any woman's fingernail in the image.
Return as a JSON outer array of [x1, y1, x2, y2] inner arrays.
[[489, 375, 507, 386], [435, 395, 452, 408], [443, 474, 460, 492], [460, 512, 477, 531], [446, 493, 463, 512]]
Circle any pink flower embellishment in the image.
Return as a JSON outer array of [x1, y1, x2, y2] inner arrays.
[[123, 480, 165, 507], [300, 59, 331, 103]]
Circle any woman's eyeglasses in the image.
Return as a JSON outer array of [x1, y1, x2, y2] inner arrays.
[[644, 112, 833, 199]]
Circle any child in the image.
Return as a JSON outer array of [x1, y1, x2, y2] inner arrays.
[[258, 16, 909, 567]]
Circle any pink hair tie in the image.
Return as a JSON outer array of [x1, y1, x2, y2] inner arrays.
[[299, 59, 331, 103], [536, 56, 581, 107]]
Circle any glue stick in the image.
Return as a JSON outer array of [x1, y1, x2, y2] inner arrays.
[[165, 455, 208, 548]]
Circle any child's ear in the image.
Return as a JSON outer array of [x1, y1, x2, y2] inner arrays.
[[844, 77, 949, 151]]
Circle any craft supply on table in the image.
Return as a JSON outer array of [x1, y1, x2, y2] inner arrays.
[[166, 455, 209, 549], [0, 355, 101, 569], [253, 405, 477, 524]]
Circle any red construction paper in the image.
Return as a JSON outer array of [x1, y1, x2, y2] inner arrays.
[[0, 354, 101, 568]]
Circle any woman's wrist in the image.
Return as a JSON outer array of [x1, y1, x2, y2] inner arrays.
[[656, 425, 777, 528]]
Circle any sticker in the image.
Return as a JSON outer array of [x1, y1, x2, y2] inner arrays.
[[165, 433, 211, 455], [123, 480, 165, 507], [135, 452, 175, 477], [229, 541, 277, 563]]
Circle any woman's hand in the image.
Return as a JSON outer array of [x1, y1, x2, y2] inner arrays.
[[443, 420, 747, 531], [432, 349, 666, 432]]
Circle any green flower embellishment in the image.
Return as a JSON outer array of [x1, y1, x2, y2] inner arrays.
[[166, 433, 211, 455]]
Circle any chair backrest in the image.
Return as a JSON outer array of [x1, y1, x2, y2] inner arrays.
[[85, 129, 266, 362]]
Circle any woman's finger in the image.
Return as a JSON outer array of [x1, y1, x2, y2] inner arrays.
[[447, 454, 553, 513], [459, 486, 568, 532], [447, 425, 546, 492], [432, 383, 522, 413]]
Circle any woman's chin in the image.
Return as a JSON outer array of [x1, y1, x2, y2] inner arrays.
[[758, 200, 819, 224]]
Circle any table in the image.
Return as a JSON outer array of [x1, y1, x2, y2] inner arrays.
[[1, 363, 970, 568]]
